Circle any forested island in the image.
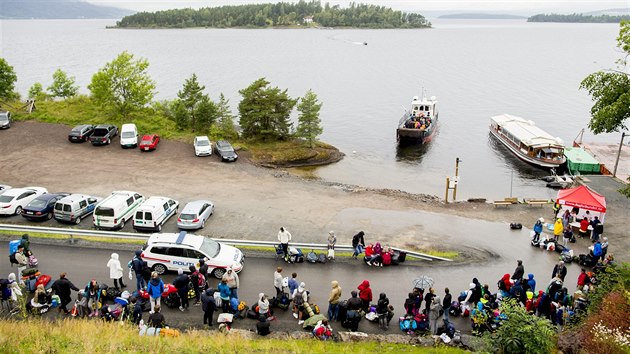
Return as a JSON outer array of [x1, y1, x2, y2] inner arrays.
[[116, 1, 430, 29], [528, 13, 630, 23]]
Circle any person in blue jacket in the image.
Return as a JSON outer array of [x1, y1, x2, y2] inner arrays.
[[532, 218, 544, 242], [526, 273, 536, 293], [147, 271, 164, 314], [591, 240, 603, 261], [217, 278, 231, 313]]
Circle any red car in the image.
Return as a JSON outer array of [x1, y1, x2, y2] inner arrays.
[[139, 134, 160, 151]]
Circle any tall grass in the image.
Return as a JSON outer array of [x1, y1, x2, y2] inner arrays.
[[0, 319, 465, 353]]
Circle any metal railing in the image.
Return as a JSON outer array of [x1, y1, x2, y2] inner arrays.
[[0, 223, 451, 262]]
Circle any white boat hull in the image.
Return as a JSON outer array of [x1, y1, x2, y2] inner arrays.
[[490, 129, 565, 168]]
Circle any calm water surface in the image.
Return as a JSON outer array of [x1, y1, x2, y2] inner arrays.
[[0, 19, 621, 199]]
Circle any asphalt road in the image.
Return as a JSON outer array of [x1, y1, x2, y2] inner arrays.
[[1, 242, 476, 335]]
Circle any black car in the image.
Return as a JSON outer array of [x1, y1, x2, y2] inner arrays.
[[215, 140, 238, 162], [22, 193, 69, 221], [0, 111, 11, 129], [68, 124, 95, 143], [89, 124, 118, 145]]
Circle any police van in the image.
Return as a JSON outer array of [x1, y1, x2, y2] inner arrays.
[[133, 196, 179, 232], [93, 191, 144, 230], [141, 231, 244, 279]]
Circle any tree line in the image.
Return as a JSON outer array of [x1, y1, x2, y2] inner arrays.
[[0, 53, 324, 147], [116, 0, 430, 29], [528, 14, 630, 23]]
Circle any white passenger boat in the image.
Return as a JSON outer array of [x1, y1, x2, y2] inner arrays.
[[490, 114, 566, 168]]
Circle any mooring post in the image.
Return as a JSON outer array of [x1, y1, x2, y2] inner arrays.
[[445, 177, 450, 204]]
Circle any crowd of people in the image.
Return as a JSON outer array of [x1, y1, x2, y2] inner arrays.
[[1, 221, 618, 340]]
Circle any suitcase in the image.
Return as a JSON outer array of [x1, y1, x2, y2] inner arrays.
[[25, 277, 38, 292], [398, 252, 407, 263], [246, 309, 258, 319], [36, 274, 52, 289]]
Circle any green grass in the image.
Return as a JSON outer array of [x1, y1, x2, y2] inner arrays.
[[0, 319, 467, 353]]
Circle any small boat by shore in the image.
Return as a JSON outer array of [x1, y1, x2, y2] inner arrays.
[[541, 168, 574, 188], [489, 114, 566, 169], [397, 92, 438, 145]]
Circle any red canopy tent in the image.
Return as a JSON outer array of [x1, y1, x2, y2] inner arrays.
[[556, 185, 607, 221]]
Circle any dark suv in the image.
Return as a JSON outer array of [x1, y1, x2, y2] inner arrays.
[[0, 111, 11, 129], [68, 124, 95, 143], [89, 124, 118, 145], [215, 140, 238, 162]]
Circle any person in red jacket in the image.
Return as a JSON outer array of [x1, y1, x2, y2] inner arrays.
[[357, 280, 372, 312], [576, 268, 590, 291]]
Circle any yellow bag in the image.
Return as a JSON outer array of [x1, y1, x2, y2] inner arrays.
[[159, 328, 181, 337]]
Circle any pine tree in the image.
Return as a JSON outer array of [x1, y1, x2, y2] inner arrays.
[[217, 93, 238, 139], [176, 73, 206, 131], [238, 78, 296, 140], [296, 90, 323, 148]]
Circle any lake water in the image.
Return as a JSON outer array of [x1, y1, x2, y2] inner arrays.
[[0, 19, 622, 199]]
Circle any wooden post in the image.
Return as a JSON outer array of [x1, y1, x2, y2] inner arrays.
[[445, 177, 450, 204], [613, 132, 626, 178]]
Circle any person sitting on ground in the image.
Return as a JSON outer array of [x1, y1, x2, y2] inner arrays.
[[131, 296, 143, 324], [147, 304, 165, 328], [256, 315, 271, 336], [313, 319, 333, 340], [7, 273, 22, 303], [258, 293, 274, 320], [364, 244, 379, 266], [590, 240, 603, 261]]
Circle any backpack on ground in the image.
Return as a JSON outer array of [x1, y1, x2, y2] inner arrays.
[[28, 255, 38, 267], [317, 253, 327, 264], [277, 292, 290, 310], [306, 251, 318, 263], [382, 252, 392, 266], [247, 308, 258, 319], [312, 304, 320, 314], [399, 316, 417, 331]]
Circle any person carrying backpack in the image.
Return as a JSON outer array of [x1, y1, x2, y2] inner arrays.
[[173, 268, 190, 312], [147, 272, 165, 314], [20, 234, 32, 257], [292, 282, 308, 325], [189, 265, 204, 305]]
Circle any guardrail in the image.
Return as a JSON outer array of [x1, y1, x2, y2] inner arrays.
[[0, 223, 451, 262]]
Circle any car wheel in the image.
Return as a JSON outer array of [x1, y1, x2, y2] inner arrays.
[[107, 138, 111, 145], [157, 224, 162, 232], [119, 219, 125, 229], [46, 213, 53, 220], [201, 220, 205, 229], [211, 268, 226, 279], [75, 216, 82, 225], [153, 264, 167, 275], [14, 206, 22, 215]]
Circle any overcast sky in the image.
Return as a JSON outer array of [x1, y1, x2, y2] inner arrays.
[[87, 0, 630, 14]]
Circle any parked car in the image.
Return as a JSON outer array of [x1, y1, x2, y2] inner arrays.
[[194, 136, 212, 157], [93, 191, 144, 230], [54, 194, 101, 224], [141, 231, 244, 278], [215, 140, 238, 162], [89, 124, 118, 145], [0, 185, 11, 195], [0, 187, 48, 216], [177, 200, 214, 230], [120, 123, 138, 148], [0, 111, 11, 129], [68, 124, 95, 143], [139, 134, 160, 151], [21, 193, 69, 221], [133, 196, 179, 232]]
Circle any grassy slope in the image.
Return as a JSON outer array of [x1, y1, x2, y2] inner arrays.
[[1, 319, 466, 353]]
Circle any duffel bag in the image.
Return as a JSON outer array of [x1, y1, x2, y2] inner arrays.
[[22, 268, 39, 277]]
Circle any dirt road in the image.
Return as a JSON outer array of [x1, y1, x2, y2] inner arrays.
[[0, 120, 627, 263]]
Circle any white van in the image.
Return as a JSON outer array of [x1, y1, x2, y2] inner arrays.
[[133, 196, 179, 232], [54, 194, 101, 224], [93, 191, 144, 230], [142, 231, 244, 278], [120, 123, 138, 148]]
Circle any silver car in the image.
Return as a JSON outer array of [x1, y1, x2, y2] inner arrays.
[[177, 200, 214, 230]]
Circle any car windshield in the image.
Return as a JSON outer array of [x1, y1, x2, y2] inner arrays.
[[94, 206, 114, 217], [122, 131, 135, 138], [200, 238, 220, 258], [141, 136, 152, 143], [71, 126, 83, 132], [93, 129, 108, 136], [196, 140, 209, 146], [0, 114, 8, 121], [219, 146, 233, 152], [0, 195, 14, 203], [179, 213, 196, 220], [27, 199, 47, 208]]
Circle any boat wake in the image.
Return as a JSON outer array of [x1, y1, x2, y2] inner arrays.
[[327, 35, 367, 45]]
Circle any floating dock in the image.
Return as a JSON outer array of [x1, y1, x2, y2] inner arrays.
[[573, 141, 630, 182]]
